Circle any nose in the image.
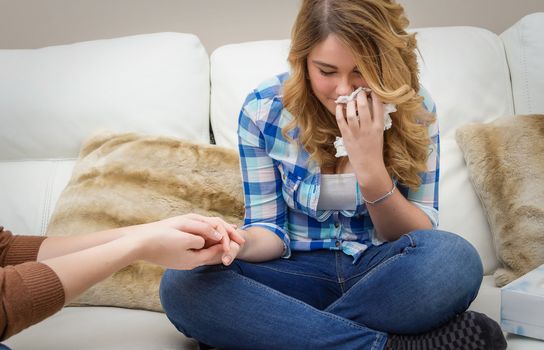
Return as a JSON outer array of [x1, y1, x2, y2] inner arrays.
[[335, 77, 357, 97]]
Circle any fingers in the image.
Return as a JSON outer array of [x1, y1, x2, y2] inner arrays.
[[178, 219, 223, 241], [345, 99, 360, 129], [230, 228, 246, 246], [355, 90, 372, 126], [185, 214, 236, 236], [336, 103, 349, 136], [371, 91, 385, 130], [185, 234, 206, 250], [192, 244, 225, 266], [222, 241, 241, 266], [221, 230, 231, 256]]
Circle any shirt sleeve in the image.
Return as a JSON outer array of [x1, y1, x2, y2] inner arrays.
[[0, 227, 48, 267], [0, 228, 65, 340], [404, 89, 440, 228], [237, 92, 292, 258]]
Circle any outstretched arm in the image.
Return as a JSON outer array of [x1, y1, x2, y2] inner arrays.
[[39, 215, 241, 303]]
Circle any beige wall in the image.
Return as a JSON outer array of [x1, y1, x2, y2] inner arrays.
[[0, 0, 542, 52]]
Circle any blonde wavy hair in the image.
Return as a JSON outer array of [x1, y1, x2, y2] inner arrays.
[[282, 0, 435, 189]]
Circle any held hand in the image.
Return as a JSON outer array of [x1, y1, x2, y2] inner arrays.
[[124, 215, 244, 270], [201, 237, 243, 266], [335, 91, 386, 175], [178, 214, 245, 265]]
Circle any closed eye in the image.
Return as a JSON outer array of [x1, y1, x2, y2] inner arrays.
[[319, 69, 335, 76]]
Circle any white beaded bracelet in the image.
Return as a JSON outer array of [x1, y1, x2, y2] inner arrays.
[[362, 180, 396, 205]]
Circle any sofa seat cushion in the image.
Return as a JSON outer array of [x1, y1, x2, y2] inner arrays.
[[4, 307, 198, 350]]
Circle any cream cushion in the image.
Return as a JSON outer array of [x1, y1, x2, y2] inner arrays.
[[501, 13, 544, 115]]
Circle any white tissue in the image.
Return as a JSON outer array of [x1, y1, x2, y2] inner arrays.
[[383, 103, 396, 130], [334, 137, 347, 157], [334, 87, 368, 104]]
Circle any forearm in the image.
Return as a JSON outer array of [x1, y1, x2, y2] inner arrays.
[[236, 227, 284, 262], [41, 235, 141, 303], [358, 167, 432, 241], [37, 227, 127, 261]]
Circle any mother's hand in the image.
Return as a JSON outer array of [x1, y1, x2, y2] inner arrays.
[[160, 214, 245, 266]]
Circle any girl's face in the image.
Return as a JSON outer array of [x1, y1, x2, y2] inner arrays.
[[307, 34, 368, 115]]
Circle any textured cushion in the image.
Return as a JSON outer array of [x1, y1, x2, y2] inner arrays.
[[456, 115, 544, 287], [501, 13, 544, 115], [46, 133, 244, 311]]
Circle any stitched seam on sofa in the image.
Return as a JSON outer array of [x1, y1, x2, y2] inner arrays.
[[0, 158, 78, 163], [41, 161, 58, 235]]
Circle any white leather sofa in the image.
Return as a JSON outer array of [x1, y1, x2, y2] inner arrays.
[[1, 13, 543, 350]]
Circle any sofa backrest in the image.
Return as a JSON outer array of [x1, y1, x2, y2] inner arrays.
[[501, 12, 544, 115], [0, 33, 210, 234], [210, 26, 516, 274]]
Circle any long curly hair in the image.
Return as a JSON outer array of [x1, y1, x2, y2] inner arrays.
[[282, 0, 435, 189]]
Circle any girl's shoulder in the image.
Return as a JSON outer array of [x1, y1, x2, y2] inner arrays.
[[417, 85, 439, 137], [418, 85, 437, 115], [241, 73, 289, 124], [249, 72, 289, 102]]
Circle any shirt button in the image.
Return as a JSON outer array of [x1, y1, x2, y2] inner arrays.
[[335, 240, 341, 247]]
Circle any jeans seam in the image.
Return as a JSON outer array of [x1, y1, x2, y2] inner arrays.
[[343, 238, 412, 284], [371, 333, 386, 350], [244, 263, 338, 283], [225, 270, 385, 334], [325, 252, 407, 312], [404, 232, 416, 247]]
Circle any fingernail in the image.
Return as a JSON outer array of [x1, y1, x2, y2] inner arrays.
[[223, 255, 231, 265], [214, 231, 222, 240]]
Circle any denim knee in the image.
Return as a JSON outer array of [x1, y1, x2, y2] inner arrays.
[[409, 230, 483, 306], [159, 268, 203, 336]]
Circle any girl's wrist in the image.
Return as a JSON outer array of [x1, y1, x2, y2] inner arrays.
[[355, 163, 388, 188], [235, 229, 250, 259]]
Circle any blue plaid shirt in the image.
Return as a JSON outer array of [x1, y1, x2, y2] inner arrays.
[[238, 73, 439, 262]]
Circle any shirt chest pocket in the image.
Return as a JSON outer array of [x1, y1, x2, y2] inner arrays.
[[278, 165, 302, 209]]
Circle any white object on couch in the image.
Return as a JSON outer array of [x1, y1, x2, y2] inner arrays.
[[501, 264, 544, 341]]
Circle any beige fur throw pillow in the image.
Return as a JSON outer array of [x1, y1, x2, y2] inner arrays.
[[456, 115, 544, 287], [46, 133, 245, 311]]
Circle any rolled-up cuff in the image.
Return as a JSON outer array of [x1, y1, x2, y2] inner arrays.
[[241, 222, 292, 258]]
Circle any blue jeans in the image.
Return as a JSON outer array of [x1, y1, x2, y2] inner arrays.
[[160, 230, 483, 350]]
